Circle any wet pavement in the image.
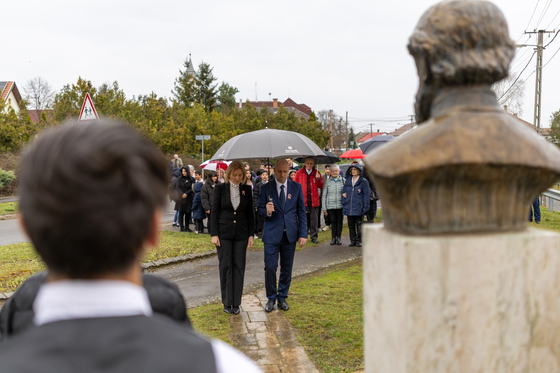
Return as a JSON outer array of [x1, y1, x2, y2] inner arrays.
[[232, 290, 319, 372]]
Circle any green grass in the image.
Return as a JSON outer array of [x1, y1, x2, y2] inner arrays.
[[0, 202, 18, 216], [284, 261, 364, 373], [528, 205, 560, 232], [188, 302, 233, 345], [0, 230, 219, 292]]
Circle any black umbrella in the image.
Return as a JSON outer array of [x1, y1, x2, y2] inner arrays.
[[295, 151, 340, 165], [210, 128, 324, 161], [359, 135, 395, 154]]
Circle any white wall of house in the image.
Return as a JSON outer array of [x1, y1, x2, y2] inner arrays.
[[3, 90, 20, 114]]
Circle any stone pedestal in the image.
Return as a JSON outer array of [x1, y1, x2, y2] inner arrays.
[[363, 224, 560, 373]]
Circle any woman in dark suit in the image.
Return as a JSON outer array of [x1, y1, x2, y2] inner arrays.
[[211, 161, 255, 315]]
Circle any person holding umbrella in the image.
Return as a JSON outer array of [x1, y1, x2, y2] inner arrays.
[[211, 161, 255, 315], [341, 164, 370, 247]]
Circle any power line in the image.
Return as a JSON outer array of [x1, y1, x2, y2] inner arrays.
[[544, 29, 560, 47], [543, 43, 560, 68], [544, 8, 560, 30], [534, 0, 553, 30], [525, 0, 541, 32], [498, 51, 536, 102]]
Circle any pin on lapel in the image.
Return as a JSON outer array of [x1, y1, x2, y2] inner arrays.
[[242, 190, 246, 195], [288, 194, 292, 200]]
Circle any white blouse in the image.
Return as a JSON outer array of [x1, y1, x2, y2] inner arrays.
[[230, 182, 240, 210]]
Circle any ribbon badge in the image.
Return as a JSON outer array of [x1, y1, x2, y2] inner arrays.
[[358, 189, 361, 193], [288, 194, 292, 200], [242, 190, 246, 196]]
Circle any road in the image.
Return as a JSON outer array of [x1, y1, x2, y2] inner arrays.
[[0, 201, 177, 246]]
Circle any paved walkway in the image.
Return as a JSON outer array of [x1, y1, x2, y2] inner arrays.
[[232, 290, 319, 372]]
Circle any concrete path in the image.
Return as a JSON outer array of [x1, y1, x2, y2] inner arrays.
[[232, 290, 319, 372]]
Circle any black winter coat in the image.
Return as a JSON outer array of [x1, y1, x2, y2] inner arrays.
[[211, 183, 255, 240]]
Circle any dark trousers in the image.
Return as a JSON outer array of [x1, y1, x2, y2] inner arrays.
[[194, 219, 204, 233], [328, 209, 343, 239], [217, 238, 248, 307], [206, 212, 212, 234], [348, 215, 363, 244], [178, 207, 191, 230], [256, 213, 264, 234], [528, 198, 541, 222], [264, 233, 296, 301], [367, 200, 378, 222], [306, 206, 320, 240]]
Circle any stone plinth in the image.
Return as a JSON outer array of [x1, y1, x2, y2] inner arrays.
[[363, 224, 560, 372]]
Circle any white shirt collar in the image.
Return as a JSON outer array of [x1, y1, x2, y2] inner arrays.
[[276, 178, 288, 196], [306, 167, 313, 175], [34, 280, 153, 326]]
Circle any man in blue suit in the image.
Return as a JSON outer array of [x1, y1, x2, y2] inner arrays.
[[258, 159, 307, 312]]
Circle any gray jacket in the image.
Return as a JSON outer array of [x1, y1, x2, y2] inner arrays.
[[321, 176, 345, 210]]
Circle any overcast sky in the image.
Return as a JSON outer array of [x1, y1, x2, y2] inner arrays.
[[2, 0, 559, 133]]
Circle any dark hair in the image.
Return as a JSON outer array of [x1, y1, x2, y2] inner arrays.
[[325, 164, 331, 169], [205, 171, 217, 185], [195, 170, 201, 176], [18, 120, 168, 279]]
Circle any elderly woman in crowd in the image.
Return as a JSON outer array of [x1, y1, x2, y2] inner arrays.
[[322, 164, 345, 245], [341, 164, 370, 247], [211, 161, 255, 315]]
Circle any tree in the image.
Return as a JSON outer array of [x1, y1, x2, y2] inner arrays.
[[195, 62, 218, 113], [216, 82, 239, 112], [549, 109, 560, 146], [492, 72, 525, 116], [348, 127, 357, 149], [172, 57, 197, 107], [23, 77, 55, 122], [53, 77, 97, 122]]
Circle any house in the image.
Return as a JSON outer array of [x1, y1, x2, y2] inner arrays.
[[389, 122, 418, 137], [356, 130, 388, 145], [239, 98, 312, 119], [0, 81, 22, 114]]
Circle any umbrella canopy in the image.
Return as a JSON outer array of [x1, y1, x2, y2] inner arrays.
[[210, 128, 324, 161], [359, 135, 395, 154], [340, 148, 366, 159], [200, 160, 232, 171], [295, 150, 340, 165]]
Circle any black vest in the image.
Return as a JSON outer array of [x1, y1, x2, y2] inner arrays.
[[0, 315, 216, 373]]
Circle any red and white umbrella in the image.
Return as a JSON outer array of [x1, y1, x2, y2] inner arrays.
[[340, 148, 366, 159], [200, 160, 231, 171]]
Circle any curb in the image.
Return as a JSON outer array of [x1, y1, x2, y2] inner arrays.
[[140, 250, 217, 270], [0, 214, 18, 221]]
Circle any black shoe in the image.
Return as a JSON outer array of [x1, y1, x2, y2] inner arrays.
[[278, 299, 289, 311], [349, 242, 356, 247], [180, 227, 186, 232], [265, 300, 275, 312], [357, 242, 362, 247], [311, 238, 319, 244], [337, 237, 342, 245], [330, 239, 336, 245], [232, 306, 240, 315], [223, 305, 232, 314], [185, 228, 193, 232]]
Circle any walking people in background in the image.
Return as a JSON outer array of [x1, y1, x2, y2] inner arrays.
[[363, 165, 379, 222], [257, 159, 307, 312], [246, 169, 255, 190], [253, 171, 269, 238], [341, 164, 370, 247], [172, 154, 183, 169], [177, 167, 195, 232], [191, 182, 205, 234], [322, 164, 345, 245], [169, 167, 182, 227], [201, 171, 218, 235], [245, 163, 256, 179], [293, 157, 323, 244], [529, 197, 541, 224], [211, 161, 255, 315]]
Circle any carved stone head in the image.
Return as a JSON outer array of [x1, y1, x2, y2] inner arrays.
[[408, 0, 515, 123], [364, 0, 560, 235]]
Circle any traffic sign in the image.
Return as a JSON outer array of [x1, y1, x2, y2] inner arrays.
[[78, 93, 99, 122], [196, 135, 211, 140]]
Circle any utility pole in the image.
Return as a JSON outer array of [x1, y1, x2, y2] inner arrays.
[[369, 123, 374, 138], [525, 29, 555, 130], [345, 111, 348, 149], [329, 110, 333, 151]]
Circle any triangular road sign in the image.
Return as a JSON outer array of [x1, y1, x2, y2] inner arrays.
[[78, 93, 99, 122]]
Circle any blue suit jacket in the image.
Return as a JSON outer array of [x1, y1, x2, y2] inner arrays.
[[257, 179, 307, 245]]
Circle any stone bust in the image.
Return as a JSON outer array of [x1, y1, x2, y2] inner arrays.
[[365, 0, 560, 235]]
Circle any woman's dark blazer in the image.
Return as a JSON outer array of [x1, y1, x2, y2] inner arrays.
[[211, 182, 255, 240]]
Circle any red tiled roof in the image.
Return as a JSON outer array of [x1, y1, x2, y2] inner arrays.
[[357, 132, 386, 142], [242, 98, 311, 116]]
